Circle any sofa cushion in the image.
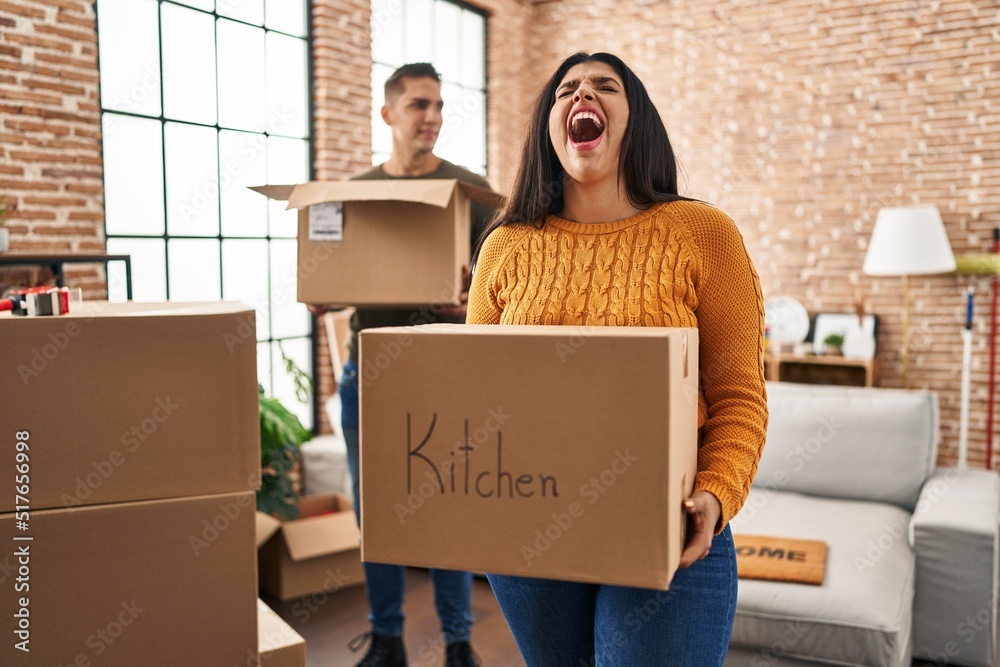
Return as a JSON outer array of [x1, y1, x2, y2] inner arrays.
[[729, 488, 915, 667], [755, 383, 938, 511]]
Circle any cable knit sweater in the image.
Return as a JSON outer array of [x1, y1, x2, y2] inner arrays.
[[467, 199, 768, 531]]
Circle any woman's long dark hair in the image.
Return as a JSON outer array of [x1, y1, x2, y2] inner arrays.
[[473, 52, 689, 267]]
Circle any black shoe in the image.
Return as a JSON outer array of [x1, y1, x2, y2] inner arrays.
[[348, 631, 407, 667], [445, 641, 481, 667]]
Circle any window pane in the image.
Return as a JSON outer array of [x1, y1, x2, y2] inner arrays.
[[266, 32, 308, 138], [267, 136, 308, 237], [404, 0, 433, 64], [257, 341, 272, 395], [105, 258, 130, 302], [103, 114, 164, 236], [217, 0, 264, 25], [218, 19, 266, 132], [97, 0, 161, 116], [168, 239, 221, 300], [460, 9, 485, 89], [106, 238, 167, 302], [371, 63, 393, 156], [269, 239, 309, 338], [219, 129, 268, 236], [371, 0, 404, 66], [372, 151, 389, 167], [223, 239, 270, 339], [272, 337, 312, 429], [171, 0, 213, 10], [433, 0, 461, 85], [165, 122, 219, 237], [438, 84, 484, 172], [161, 3, 217, 124], [266, 0, 306, 37]]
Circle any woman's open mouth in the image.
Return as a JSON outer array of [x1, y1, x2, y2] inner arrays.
[[568, 108, 606, 151]]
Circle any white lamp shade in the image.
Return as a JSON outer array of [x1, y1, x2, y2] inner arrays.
[[863, 205, 956, 276]]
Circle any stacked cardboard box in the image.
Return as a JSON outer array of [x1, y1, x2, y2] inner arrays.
[[0, 301, 261, 665]]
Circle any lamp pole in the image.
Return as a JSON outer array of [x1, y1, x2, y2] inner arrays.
[[902, 274, 911, 389]]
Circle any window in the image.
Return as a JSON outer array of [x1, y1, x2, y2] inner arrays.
[[96, 0, 314, 428], [370, 0, 487, 175]]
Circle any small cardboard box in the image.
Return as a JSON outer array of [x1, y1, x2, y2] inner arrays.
[[0, 301, 260, 512], [257, 493, 366, 602], [359, 324, 699, 590], [0, 492, 258, 666], [257, 599, 306, 667], [252, 180, 499, 306]]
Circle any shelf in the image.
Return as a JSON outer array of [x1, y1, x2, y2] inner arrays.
[[764, 353, 879, 388]]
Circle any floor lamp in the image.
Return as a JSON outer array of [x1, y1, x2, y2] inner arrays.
[[862, 205, 956, 389]]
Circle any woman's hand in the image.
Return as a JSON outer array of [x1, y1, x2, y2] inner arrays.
[[678, 491, 722, 568]]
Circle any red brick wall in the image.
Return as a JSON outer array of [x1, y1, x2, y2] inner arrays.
[[0, 0, 104, 296], [529, 0, 1000, 468]]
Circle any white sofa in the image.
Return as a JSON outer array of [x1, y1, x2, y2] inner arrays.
[[726, 382, 1000, 667]]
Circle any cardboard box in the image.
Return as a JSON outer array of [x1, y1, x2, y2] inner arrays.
[[257, 493, 366, 601], [359, 324, 699, 590], [257, 599, 306, 667], [0, 301, 260, 512], [252, 180, 499, 306], [0, 492, 258, 666]]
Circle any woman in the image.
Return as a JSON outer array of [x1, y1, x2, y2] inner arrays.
[[466, 52, 768, 665]]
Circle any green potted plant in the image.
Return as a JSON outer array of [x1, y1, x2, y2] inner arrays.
[[0, 200, 10, 253], [823, 333, 845, 356], [257, 345, 314, 520]]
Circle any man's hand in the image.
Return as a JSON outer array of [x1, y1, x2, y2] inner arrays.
[[678, 490, 722, 568], [433, 265, 471, 319], [306, 304, 348, 317]]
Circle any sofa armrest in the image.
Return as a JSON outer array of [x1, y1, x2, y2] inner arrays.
[[910, 467, 1000, 667]]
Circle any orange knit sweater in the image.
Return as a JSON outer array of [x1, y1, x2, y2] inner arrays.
[[467, 200, 768, 531]]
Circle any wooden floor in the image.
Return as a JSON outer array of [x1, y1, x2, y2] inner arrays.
[[265, 569, 524, 667], [263, 569, 938, 667]]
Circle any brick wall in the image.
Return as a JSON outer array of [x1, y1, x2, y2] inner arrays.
[[0, 0, 104, 296], [529, 0, 1000, 468]]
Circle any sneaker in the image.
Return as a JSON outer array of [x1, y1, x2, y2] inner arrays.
[[445, 641, 481, 667], [348, 631, 407, 667]]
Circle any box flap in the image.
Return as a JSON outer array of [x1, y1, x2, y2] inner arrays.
[[252, 179, 469, 210], [256, 511, 282, 549], [282, 510, 360, 561], [257, 599, 305, 653], [250, 184, 297, 201]]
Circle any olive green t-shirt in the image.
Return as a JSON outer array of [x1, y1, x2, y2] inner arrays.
[[344, 159, 494, 365]]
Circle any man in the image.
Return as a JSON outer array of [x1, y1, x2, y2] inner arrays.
[[313, 63, 492, 667]]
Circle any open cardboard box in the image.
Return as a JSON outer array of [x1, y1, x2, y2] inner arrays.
[[359, 324, 699, 590], [252, 180, 500, 307], [0, 301, 260, 512], [256, 493, 366, 602]]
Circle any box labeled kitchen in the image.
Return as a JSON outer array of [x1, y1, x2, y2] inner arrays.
[[359, 324, 699, 590]]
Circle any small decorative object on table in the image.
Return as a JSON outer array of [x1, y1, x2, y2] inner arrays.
[[822, 333, 845, 356]]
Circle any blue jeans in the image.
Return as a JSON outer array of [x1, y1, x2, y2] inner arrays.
[[488, 526, 737, 666], [339, 359, 474, 643]]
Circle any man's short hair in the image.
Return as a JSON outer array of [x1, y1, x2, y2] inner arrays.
[[384, 63, 441, 103]]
